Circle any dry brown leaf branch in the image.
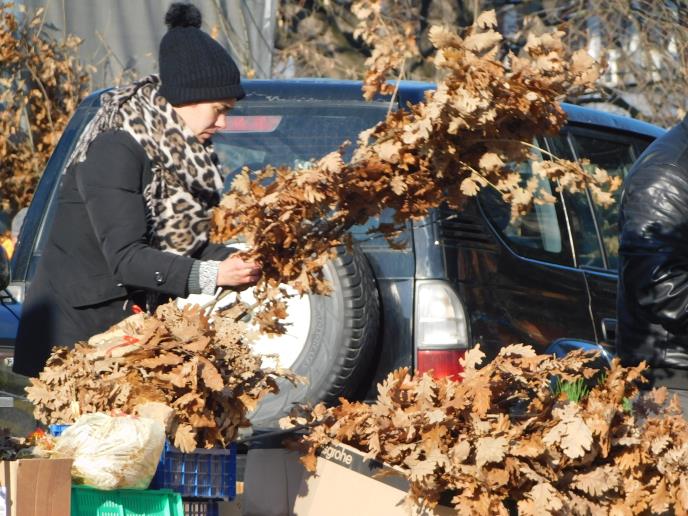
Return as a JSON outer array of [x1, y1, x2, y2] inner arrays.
[[513, 0, 688, 127], [26, 301, 302, 452], [211, 12, 617, 333], [0, 2, 91, 213], [351, 0, 421, 101], [285, 345, 688, 515]]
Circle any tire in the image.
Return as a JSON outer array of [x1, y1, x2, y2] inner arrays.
[[248, 245, 380, 426]]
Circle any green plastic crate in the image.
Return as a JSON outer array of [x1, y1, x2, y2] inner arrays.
[[71, 485, 184, 516]]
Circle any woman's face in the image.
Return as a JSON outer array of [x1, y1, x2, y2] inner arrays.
[[173, 98, 236, 142]]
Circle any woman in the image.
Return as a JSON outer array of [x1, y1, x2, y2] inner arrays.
[[13, 3, 259, 377]]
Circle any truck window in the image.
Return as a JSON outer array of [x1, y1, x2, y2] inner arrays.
[[479, 154, 569, 265], [569, 131, 638, 271], [547, 134, 606, 269], [214, 100, 391, 241], [215, 101, 389, 188]]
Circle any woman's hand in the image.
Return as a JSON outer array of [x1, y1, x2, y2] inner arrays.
[[216, 255, 261, 289]]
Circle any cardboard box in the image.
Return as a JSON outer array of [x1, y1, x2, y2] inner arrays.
[[0, 458, 72, 516], [243, 443, 453, 516], [218, 496, 242, 516], [243, 449, 305, 516]]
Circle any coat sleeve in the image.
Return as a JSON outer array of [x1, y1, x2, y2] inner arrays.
[[193, 241, 234, 261], [619, 162, 688, 334], [74, 131, 195, 297]]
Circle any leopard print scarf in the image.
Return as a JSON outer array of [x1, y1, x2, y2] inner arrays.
[[67, 75, 224, 256]]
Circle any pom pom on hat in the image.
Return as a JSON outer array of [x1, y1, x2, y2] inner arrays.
[[164, 3, 202, 29]]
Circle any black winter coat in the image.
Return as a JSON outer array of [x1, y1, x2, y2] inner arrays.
[[617, 116, 688, 377], [13, 130, 229, 377]]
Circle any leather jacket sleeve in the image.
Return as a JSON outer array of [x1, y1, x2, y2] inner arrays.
[[74, 131, 195, 297], [619, 162, 688, 334]]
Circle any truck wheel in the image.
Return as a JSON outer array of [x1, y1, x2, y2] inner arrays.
[[248, 245, 380, 427]]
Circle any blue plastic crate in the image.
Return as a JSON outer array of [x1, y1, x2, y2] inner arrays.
[[150, 442, 237, 500], [49, 424, 69, 437], [183, 498, 220, 516]]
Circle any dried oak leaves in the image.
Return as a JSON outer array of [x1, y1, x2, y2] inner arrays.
[[0, 4, 91, 212], [26, 301, 299, 452], [351, 0, 421, 101], [211, 13, 617, 333], [291, 346, 688, 515]]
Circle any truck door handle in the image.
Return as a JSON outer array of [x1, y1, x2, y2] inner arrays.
[[601, 318, 616, 343]]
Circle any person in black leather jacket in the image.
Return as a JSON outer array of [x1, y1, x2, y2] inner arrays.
[[617, 115, 688, 412]]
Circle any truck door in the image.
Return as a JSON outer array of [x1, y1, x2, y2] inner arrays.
[[471, 145, 595, 358], [560, 127, 654, 349]]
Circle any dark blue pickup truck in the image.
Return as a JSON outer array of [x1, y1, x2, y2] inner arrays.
[[0, 78, 669, 427]]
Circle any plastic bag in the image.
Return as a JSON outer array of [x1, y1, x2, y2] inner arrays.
[[52, 412, 165, 490], [87, 312, 146, 359]]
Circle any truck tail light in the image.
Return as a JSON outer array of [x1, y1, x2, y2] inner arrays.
[[417, 349, 466, 380], [414, 280, 469, 380]]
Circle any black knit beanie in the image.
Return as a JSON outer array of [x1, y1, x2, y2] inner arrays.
[[158, 3, 245, 105]]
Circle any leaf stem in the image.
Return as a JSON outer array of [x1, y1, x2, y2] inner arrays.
[[458, 161, 501, 192], [201, 289, 233, 313]]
